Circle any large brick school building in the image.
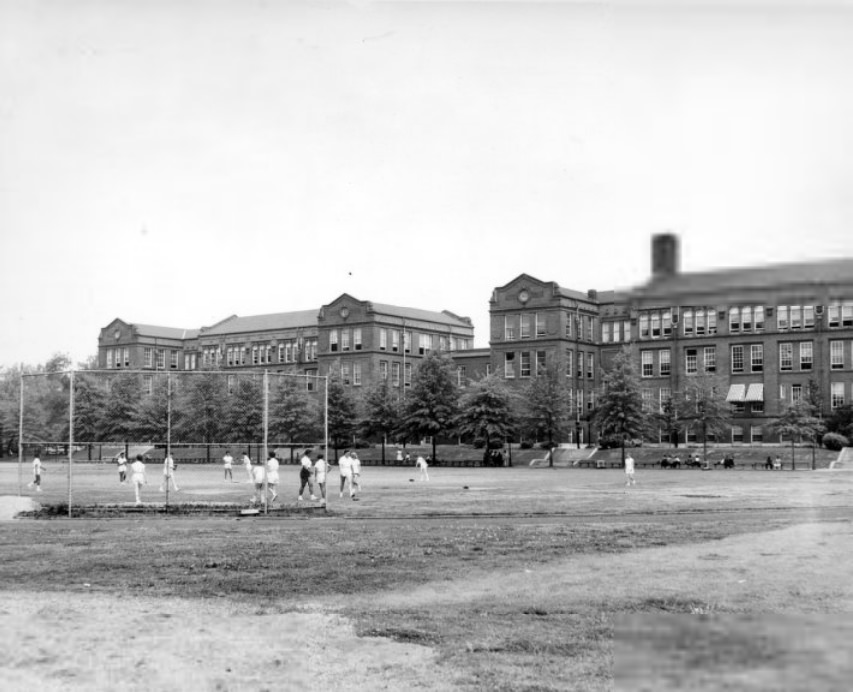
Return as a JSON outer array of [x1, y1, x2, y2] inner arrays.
[[99, 235, 853, 444]]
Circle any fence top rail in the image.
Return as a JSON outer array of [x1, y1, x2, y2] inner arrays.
[[21, 369, 329, 379]]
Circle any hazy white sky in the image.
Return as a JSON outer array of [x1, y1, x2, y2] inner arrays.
[[2, 0, 853, 368]]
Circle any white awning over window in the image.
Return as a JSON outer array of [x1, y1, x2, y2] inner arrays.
[[744, 383, 765, 402], [726, 383, 746, 403]]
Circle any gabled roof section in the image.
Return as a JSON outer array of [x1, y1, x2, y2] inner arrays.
[[200, 310, 319, 337], [494, 273, 553, 293], [368, 302, 473, 328], [634, 257, 853, 299], [132, 324, 201, 340]]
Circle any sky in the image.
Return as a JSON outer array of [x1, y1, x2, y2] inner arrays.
[[2, 0, 853, 369]]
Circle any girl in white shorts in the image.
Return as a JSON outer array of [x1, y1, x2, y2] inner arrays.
[[314, 454, 327, 502], [266, 452, 280, 503]]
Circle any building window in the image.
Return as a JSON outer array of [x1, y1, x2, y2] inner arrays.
[[791, 306, 802, 329], [536, 351, 547, 375], [379, 328, 387, 351], [639, 314, 649, 339], [659, 387, 671, 412], [729, 307, 740, 333], [252, 346, 259, 365], [623, 320, 631, 342], [380, 361, 388, 381], [577, 350, 583, 378], [831, 382, 845, 409], [330, 329, 339, 352], [700, 346, 715, 373], [602, 322, 611, 343], [780, 343, 793, 371], [731, 345, 744, 374], [751, 344, 763, 373], [754, 306, 765, 331], [641, 351, 654, 377], [800, 342, 813, 371], [587, 353, 594, 379], [804, 306, 815, 329], [731, 401, 745, 414], [565, 349, 573, 378], [520, 314, 532, 339], [419, 333, 431, 355], [504, 352, 515, 378], [142, 375, 153, 395], [685, 348, 698, 375], [354, 328, 362, 351], [565, 314, 573, 338], [391, 330, 400, 352], [341, 330, 350, 352], [651, 312, 661, 338], [353, 362, 362, 386], [843, 302, 853, 327], [227, 375, 236, 395], [505, 315, 518, 341], [404, 331, 412, 354], [392, 362, 401, 387], [663, 310, 673, 336], [520, 352, 531, 378], [732, 425, 744, 443], [341, 363, 351, 385], [157, 349, 166, 369], [777, 306, 789, 331], [751, 400, 764, 414], [680, 310, 692, 336], [742, 306, 753, 332], [143, 348, 153, 369], [831, 341, 845, 370], [536, 313, 546, 337], [660, 349, 671, 376], [792, 384, 803, 403], [170, 351, 179, 369], [641, 388, 654, 413], [457, 366, 466, 387], [586, 316, 594, 342], [404, 362, 412, 387], [751, 426, 764, 443]]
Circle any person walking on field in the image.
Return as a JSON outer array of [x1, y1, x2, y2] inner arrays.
[[416, 454, 429, 481], [131, 454, 147, 505], [251, 456, 268, 507], [624, 453, 636, 487], [28, 453, 43, 492], [338, 450, 353, 498], [350, 451, 362, 500], [298, 450, 316, 502], [160, 454, 179, 493], [116, 452, 128, 485], [266, 451, 280, 503], [314, 453, 328, 504], [223, 450, 234, 482], [242, 452, 253, 483]]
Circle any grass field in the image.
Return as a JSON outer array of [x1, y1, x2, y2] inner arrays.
[[2, 462, 853, 691]]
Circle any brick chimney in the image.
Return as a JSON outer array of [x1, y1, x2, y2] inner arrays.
[[651, 233, 679, 279]]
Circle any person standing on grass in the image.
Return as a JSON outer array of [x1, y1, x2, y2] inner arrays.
[[266, 451, 280, 503], [242, 451, 253, 483], [27, 453, 43, 492], [350, 451, 362, 500], [223, 450, 234, 482], [116, 452, 128, 485], [131, 454, 147, 505], [338, 450, 353, 498], [251, 456, 267, 506], [160, 454, 179, 493], [314, 453, 328, 503], [416, 454, 429, 481], [624, 453, 636, 487], [298, 449, 316, 502]]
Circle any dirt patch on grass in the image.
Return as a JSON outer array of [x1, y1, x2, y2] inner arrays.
[[0, 496, 39, 520], [0, 591, 452, 691]]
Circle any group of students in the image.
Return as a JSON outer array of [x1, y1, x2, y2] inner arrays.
[[113, 452, 179, 505]]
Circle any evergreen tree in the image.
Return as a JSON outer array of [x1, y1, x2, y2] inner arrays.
[[594, 346, 647, 464], [680, 373, 732, 464], [401, 352, 459, 462], [456, 373, 516, 462], [360, 378, 402, 463], [522, 361, 572, 455]]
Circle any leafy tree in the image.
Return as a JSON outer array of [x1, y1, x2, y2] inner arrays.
[[680, 373, 732, 465], [270, 378, 321, 461], [225, 376, 264, 445], [593, 346, 647, 464], [770, 401, 825, 470], [360, 379, 403, 463], [100, 372, 144, 443], [456, 373, 516, 463], [826, 404, 853, 440], [327, 369, 358, 461], [401, 352, 459, 462], [72, 375, 108, 453], [521, 361, 572, 457], [174, 370, 226, 445], [656, 394, 688, 448], [135, 375, 172, 444]]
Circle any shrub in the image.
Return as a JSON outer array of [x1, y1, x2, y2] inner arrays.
[[473, 438, 504, 450], [519, 441, 533, 450], [822, 432, 849, 451]]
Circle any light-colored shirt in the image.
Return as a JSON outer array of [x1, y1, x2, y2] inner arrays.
[[223, 454, 233, 468], [338, 455, 352, 476], [350, 455, 361, 474], [624, 456, 635, 473], [33, 457, 42, 475], [242, 455, 251, 467], [314, 459, 327, 478], [300, 455, 313, 470], [266, 458, 279, 482], [163, 456, 175, 476], [416, 456, 427, 469], [131, 460, 146, 479], [252, 465, 267, 484]]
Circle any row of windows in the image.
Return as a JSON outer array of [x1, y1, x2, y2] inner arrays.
[[504, 351, 548, 378], [377, 360, 412, 388], [365, 329, 471, 355], [503, 312, 598, 342], [640, 341, 849, 377], [105, 348, 130, 368], [638, 301, 853, 341], [601, 320, 632, 343]]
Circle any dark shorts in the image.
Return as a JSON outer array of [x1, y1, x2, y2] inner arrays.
[[300, 468, 312, 482]]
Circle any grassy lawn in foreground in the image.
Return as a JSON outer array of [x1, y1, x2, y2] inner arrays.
[[2, 466, 853, 690]]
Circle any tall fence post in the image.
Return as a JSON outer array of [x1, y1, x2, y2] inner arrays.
[[18, 372, 24, 497], [68, 370, 74, 518]]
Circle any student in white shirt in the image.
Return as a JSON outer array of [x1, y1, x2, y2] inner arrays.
[[624, 454, 636, 487], [416, 455, 429, 481], [160, 455, 179, 492], [337, 451, 353, 499], [314, 453, 328, 503], [131, 455, 147, 505], [223, 450, 234, 482], [350, 452, 362, 500], [28, 454, 43, 492], [251, 456, 268, 506], [298, 450, 316, 502], [266, 451, 280, 503]]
